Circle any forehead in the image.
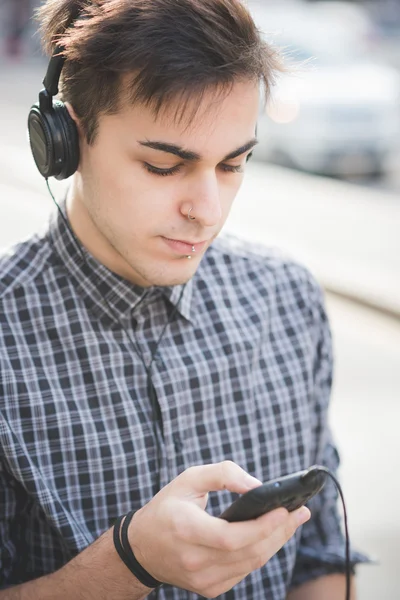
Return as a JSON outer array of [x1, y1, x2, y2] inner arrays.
[[112, 79, 260, 157]]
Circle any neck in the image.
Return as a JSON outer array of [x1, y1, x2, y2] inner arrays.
[[65, 180, 147, 287]]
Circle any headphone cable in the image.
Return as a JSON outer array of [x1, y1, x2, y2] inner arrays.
[[46, 179, 185, 492], [315, 466, 352, 600], [46, 182, 352, 600]]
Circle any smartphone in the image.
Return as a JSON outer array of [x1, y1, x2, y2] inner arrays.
[[219, 465, 327, 522]]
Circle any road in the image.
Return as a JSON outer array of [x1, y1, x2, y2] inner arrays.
[[1, 57, 400, 598]]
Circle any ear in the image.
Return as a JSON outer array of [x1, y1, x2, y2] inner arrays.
[[64, 102, 85, 174], [65, 102, 84, 139]]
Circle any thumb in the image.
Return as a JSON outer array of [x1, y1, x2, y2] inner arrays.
[[177, 461, 262, 497]]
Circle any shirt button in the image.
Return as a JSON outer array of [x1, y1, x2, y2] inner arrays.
[[173, 434, 184, 453]]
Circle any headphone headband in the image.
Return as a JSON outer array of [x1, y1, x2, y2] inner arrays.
[[43, 45, 66, 98]]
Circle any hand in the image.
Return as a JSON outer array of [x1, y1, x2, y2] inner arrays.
[[128, 461, 311, 598]]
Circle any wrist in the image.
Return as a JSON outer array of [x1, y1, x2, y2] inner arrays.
[[56, 528, 152, 600], [2, 529, 151, 600], [114, 511, 163, 589]]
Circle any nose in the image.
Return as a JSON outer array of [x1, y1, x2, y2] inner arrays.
[[182, 171, 222, 228]]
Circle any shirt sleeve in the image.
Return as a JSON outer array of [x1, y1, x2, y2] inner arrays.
[[0, 457, 18, 587], [289, 274, 370, 590]]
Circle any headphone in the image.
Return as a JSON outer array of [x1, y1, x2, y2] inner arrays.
[[27, 37, 186, 503], [28, 45, 80, 181]]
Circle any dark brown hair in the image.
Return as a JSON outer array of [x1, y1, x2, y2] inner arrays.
[[37, 0, 284, 144]]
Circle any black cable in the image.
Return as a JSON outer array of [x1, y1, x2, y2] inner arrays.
[[46, 183, 352, 600], [315, 466, 352, 600], [46, 180, 184, 478], [46, 181, 148, 369], [46, 179, 184, 526]]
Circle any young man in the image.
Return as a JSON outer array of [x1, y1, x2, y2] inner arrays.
[[0, 1, 366, 598]]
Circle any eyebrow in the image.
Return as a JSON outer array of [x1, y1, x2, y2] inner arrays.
[[138, 138, 258, 162]]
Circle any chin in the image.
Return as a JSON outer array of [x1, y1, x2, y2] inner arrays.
[[149, 260, 199, 288], [157, 272, 196, 288]]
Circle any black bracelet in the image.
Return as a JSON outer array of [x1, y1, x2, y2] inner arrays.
[[113, 510, 163, 589]]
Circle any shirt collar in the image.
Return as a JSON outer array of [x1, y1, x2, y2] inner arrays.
[[47, 203, 194, 323]]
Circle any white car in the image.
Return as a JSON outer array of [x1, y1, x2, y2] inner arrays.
[[250, 1, 400, 177]]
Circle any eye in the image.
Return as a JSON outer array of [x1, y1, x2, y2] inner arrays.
[[219, 152, 253, 174], [144, 163, 182, 177], [220, 152, 253, 173], [219, 164, 244, 174]]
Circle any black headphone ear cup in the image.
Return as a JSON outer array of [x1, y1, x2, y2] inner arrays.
[[28, 104, 56, 179], [53, 101, 80, 180], [28, 99, 80, 181]]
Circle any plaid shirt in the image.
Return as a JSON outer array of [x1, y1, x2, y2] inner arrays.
[[0, 206, 366, 597]]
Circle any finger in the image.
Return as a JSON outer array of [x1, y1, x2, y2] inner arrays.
[[203, 506, 311, 573], [222, 505, 311, 557], [176, 461, 262, 498], [216, 505, 310, 552], [237, 505, 311, 567], [175, 502, 295, 551]]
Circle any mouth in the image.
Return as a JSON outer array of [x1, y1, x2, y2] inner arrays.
[[161, 237, 208, 256]]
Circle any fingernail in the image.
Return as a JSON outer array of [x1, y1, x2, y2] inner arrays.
[[245, 474, 263, 488], [296, 506, 311, 525]]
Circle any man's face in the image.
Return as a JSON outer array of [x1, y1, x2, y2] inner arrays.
[[69, 79, 260, 288]]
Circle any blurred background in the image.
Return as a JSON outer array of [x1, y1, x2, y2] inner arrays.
[[0, 0, 399, 597]]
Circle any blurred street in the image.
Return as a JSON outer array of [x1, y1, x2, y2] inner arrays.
[[326, 295, 399, 600], [0, 55, 399, 598]]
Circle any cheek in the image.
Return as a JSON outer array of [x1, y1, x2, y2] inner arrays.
[[221, 175, 244, 213], [87, 151, 142, 207], [88, 155, 176, 234]]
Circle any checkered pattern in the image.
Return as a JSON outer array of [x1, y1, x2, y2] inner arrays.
[[0, 207, 367, 597]]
